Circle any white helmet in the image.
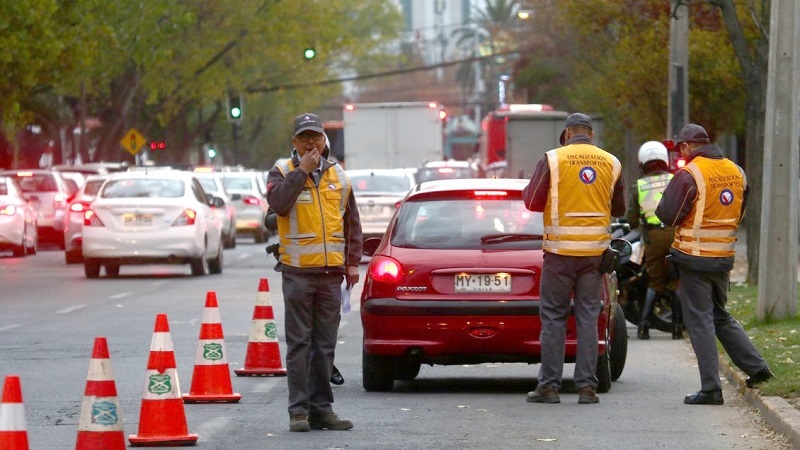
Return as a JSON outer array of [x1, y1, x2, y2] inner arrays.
[[637, 141, 669, 165]]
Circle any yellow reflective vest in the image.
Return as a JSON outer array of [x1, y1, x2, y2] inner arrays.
[[637, 172, 673, 226], [275, 160, 351, 268], [543, 144, 622, 256], [672, 156, 744, 257]]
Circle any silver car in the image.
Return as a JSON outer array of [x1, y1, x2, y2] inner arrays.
[[63, 174, 108, 264], [0, 169, 73, 248], [193, 170, 237, 248], [218, 171, 270, 243], [345, 168, 417, 242]]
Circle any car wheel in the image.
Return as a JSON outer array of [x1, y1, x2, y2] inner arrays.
[[394, 361, 421, 381], [362, 351, 395, 392], [190, 254, 208, 276], [254, 229, 265, 243], [105, 264, 120, 278], [609, 303, 628, 381], [84, 259, 101, 279], [12, 239, 25, 257], [208, 242, 223, 274], [596, 347, 612, 394], [65, 250, 82, 264]]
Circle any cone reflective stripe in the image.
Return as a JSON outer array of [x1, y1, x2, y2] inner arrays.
[[0, 375, 28, 450], [235, 278, 287, 376], [76, 337, 125, 450], [183, 292, 241, 403], [129, 314, 198, 447]]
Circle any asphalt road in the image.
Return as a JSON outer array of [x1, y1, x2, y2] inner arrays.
[[0, 237, 791, 449]]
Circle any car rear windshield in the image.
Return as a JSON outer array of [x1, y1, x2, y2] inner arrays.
[[220, 175, 254, 191], [415, 167, 477, 183], [101, 179, 185, 198], [350, 174, 412, 194], [391, 197, 543, 250], [13, 174, 58, 192]]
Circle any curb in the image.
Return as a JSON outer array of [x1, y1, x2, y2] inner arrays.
[[720, 356, 800, 448]]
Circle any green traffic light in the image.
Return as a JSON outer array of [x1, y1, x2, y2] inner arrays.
[[303, 47, 316, 60], [230, 107, 241, 119], [208, 148, 216, 158]]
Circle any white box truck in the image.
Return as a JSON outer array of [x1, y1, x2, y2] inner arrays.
[[342, 102, 444, 170], [502, 110, 603, 179]]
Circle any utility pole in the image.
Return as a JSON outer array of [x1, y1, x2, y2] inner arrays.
[[757, 0, 799, 320], [667, 0, 689, 139]]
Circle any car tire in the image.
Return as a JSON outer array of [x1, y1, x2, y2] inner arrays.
[[12, 239, 25, 257], [609, 303, 628, 381], [596, 347, 612, 394], [394, 361, 421, 381], [190, 254, 208, 276], [362, 351, 395, 392], [84, 259, 101, 279], [254, 229, 265, 243], [105, 264, 120, 278], [208, 242, 223, 274]]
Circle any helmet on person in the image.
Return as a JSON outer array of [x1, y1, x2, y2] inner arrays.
[[637, 141, 669, 165]]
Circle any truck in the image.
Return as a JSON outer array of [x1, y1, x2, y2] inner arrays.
[[478, 105, 603, 179], [342, 102, 444, 170]]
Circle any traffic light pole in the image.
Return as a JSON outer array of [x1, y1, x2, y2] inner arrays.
[[231, 123, 239, 164]]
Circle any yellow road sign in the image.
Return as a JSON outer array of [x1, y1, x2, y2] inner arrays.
[[121, 128, 147, 155]]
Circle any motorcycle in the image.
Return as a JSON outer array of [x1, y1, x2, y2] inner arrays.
[[611, 222, 675, 333]]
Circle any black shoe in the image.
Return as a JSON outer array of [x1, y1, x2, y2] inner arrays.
[[684, 389, 723, 405], [745, 368, 774, 389], [671, 325, 683, 340], [330, 366, 344, 385], [637, 324, 650, 340]]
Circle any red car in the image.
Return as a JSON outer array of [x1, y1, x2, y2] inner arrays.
[[360, 178, 629, 392]]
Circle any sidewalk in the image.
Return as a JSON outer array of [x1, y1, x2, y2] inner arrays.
[[723, 229, 800, 447]]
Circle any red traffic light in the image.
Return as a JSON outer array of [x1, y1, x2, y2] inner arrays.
[[149, 141, 166, 151]]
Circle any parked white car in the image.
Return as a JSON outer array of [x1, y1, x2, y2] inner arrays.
[[82, 171, 224, 278], [63, 174, 108, 264], [0, 176, 38, 257], [345, 168, 417, 242]]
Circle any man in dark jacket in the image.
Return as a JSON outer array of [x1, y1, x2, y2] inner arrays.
[[655, 123, 773, 406], [266, 113, 362, 431]]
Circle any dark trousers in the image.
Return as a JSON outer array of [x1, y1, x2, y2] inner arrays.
[[282, 271, 343, 416], [677, 266, 768, 392]]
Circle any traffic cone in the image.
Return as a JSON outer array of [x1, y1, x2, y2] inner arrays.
[[235, 278, 287, 376], [75, 337, 126, 450], [183, 292, 241, 403], [0, 375, 28, 450], [128, 314, 198, 447]]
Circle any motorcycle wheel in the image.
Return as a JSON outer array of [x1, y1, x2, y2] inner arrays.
[[609, 303, 628, 381]]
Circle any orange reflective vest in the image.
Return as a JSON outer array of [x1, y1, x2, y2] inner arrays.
[[672, 156, 744, 257], [543, 144, 622, 256], [275, 160, 351, 268]]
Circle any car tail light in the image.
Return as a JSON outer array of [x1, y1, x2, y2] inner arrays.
[[172, 209, 198, 226], [0, 204, 16, 216], [676, 157, 687, 169], [368, 255, 403, 283], [70, 202, 91, 213], [242, 195, 262, 206], [83, 210, 104, 227], [471, 190, 508, 199]]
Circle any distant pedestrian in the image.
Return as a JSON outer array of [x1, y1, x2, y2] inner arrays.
[[266, 113, 362, 431], [655, 123, 773, 405], [522, 112, 626, 404]]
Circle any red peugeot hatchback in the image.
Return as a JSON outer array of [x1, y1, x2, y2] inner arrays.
[[360, 178, 629, 392]]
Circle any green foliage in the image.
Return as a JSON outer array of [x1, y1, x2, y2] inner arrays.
[[724, 283, 800, 398]]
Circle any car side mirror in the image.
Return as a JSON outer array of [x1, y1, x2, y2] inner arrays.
[[609, 238, 632, 258], [210, 196, 225, 208]]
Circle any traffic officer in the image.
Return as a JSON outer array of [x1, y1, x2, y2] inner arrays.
[[626, 141, 680, 340], [655, 123, 773, 405], [522, 112, 626, 404], [266, 113, 362, 431]]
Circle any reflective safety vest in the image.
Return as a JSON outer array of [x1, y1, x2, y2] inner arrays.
[[543, 144, 622, 256], [637, 172, 673, 226], [275, 160, 352, 268], [673, 156, 744, 257]]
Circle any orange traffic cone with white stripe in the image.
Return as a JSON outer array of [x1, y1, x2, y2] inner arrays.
[[183, 292, 241, 403], [75, 337, 126, 450], [128, 314, 198, 447], [235, 278, 287, 376], [0, 375, 28, 450]]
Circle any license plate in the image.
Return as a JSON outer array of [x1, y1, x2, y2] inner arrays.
[[359, 205, 388, 218], [454, 273, 511, 293], [123, 214, 153, 226]]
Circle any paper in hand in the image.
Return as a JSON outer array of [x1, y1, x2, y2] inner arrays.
[[341, 283, 352, 314]]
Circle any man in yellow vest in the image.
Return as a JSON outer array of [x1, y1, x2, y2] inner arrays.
[[626, 141, 680, 340], [655, 123, 773, 405], [523, 112, 627, 404], [266, 113, 362, 431]]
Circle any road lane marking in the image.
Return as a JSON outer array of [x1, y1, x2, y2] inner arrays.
[[0, 324, 22, 332], [56, 304, 87, 314], [110, 292, 131, 299]]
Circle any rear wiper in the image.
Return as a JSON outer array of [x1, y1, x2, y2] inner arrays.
[[480, 233, 542, 244]]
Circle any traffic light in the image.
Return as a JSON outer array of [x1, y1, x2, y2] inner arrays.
[[303, 47, 316, 61], [227, 95, 243, 123], [208, 147, 216, 158], [149, 141, 166, 151]]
